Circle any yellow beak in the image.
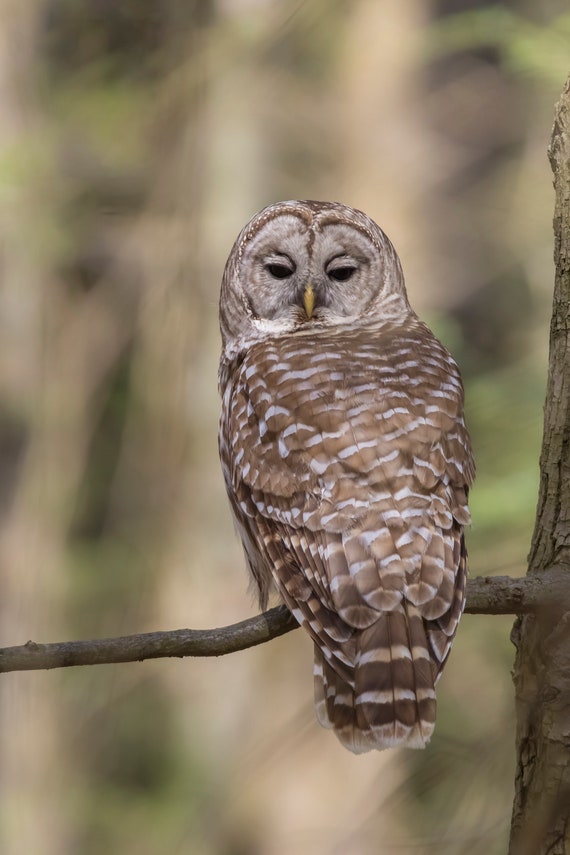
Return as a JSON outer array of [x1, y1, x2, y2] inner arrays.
[[303, 284, 315, 319]]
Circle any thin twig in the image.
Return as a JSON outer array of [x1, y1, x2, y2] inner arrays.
[[1, 569, 568, 674]]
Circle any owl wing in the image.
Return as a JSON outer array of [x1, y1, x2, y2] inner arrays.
[[221, 322, 474, 749]]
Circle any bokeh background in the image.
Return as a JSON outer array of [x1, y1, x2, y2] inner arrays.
[[0, 2, 568, 853]]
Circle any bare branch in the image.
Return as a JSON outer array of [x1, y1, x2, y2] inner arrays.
[[0, 605, 299, 673], [1, 569, 569, 674], [463, 567, 569, 614]]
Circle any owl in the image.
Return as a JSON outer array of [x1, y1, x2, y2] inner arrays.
[[218, 200, 474, 753]]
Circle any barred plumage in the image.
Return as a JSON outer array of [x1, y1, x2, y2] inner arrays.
[[218, 200, 474, 753]]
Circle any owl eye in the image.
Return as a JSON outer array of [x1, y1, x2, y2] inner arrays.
[[266, 262, 295, 279], [328, 266, 357, 282]]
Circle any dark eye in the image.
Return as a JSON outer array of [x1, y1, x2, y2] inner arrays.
[[266, 263, 294, 279], [328, 266, 357, 282]]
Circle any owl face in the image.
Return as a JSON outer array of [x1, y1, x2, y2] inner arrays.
[[220, 201, 411, 352]]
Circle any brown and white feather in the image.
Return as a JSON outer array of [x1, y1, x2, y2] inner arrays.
[[218, 201, 474, 753]]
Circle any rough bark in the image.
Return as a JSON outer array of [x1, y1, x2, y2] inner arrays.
[[509, 75, 570, 855]]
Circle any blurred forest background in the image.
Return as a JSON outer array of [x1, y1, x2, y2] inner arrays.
[[0, 1, 568, 854]]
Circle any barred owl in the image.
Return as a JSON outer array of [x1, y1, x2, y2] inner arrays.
[[218, 200, 474, 754]]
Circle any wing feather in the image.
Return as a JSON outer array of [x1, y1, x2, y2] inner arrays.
[[219, 319, 474, 750]]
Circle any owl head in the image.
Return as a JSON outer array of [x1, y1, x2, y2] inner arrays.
[[219, 200, 411, 358]]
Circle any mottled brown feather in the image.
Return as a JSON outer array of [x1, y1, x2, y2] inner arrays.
[[218, 201, 474, 752]]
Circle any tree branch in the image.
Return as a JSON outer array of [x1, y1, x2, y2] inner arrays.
[[1, 569, 568, 674]]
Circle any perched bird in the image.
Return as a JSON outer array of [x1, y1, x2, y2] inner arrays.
[[218, 201, 474, 753]]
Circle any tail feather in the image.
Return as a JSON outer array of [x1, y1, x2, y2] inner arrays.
[[313, 604, 437, 753]]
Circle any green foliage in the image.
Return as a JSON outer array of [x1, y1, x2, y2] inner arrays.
[[51, 70, 149, 168], [428, 8, 570, 87]]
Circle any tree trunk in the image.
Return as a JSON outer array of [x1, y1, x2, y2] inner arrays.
[[509, 74, 570, 855]]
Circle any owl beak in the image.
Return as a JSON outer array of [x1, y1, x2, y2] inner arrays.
[[303, 284, 315, 319]]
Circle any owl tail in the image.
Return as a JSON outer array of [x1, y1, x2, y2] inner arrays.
[[313, 604, 437, 754]]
